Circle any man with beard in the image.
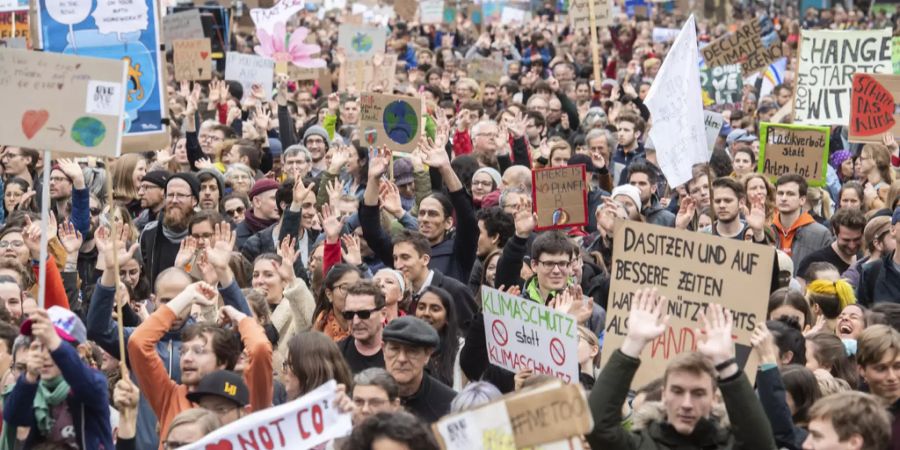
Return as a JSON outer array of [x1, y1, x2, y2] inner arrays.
[[797, 208, 864, 277], [140, 173, 199, 287], [235, 178, 280, 249], [134, 170, 169, 231], [48, 159, 90, 237], [705, 177, 769, 243]]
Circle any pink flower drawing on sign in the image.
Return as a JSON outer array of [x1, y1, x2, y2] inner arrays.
[[254, 23, 326, 68]]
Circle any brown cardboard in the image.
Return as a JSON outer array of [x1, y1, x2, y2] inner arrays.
[[701, 19, 783, 76], [173, 38, 213, 81], [758, 122, 830, 187], [338, 54, 397, 93], [358, 92, 423, 153], [569, 0, 612, 29], [532, 165, 588, 231], [467, 57, 504, 85]]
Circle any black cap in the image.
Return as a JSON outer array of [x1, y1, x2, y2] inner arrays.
[[186, 370, 249, 407], [167, 172, 200, 200], [142, 170, 171, 189], [383, 316, 440, 348]]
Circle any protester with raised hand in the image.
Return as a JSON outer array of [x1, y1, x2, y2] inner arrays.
[[113, 377, 140, 450], [3, 307, 111, 449], [752, 322, 808, 449], [587, 288, 776, 449]]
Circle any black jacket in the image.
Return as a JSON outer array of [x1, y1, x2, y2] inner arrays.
[[857, 251, 900, 307], [400, 373, 457, 423], [756, 366, 806, 450], [240, 208, 315, 284], [139, 219, 182, 288]]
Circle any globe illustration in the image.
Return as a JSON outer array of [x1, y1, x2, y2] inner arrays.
[[71, 117, 107, 148], [383, 101, 418, 145], [352, 33, 373, 52]]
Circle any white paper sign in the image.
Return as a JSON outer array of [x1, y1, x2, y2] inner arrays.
[[250, 0, 305, 35], [704, 110, 724, 154], [179, 381, 352, 450], [652, 27, 679, 43], [225, 52, 275, 99], [436, 401, 512, 450], [419, 0, 444, 24], [85, 81, 123, 117], [480, 287, 579, 383], [645, 15, 709, 188], [500, 6, 530, 24], [91, 0, 149, 36], [162, 9, 204, 48], [337, 24, 386, 61]]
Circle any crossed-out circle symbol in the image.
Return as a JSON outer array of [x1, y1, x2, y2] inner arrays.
[[549, 337, 566, 366], [491, 320, 508, 346]]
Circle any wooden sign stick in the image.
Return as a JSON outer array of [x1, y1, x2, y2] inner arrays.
[[103, 158, 127, 378], [587, 0, 602, 87]]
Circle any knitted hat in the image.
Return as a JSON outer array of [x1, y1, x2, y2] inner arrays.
[[167, 172, 200, 200], [611, 184, 642, 211], [142, 170, 171, 189], [473, 167, 501, 188], [303, 126, 331, 150], [248, 178, 279, 200], [197, 168, 225, 195]]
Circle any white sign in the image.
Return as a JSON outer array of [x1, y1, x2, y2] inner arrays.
[[225, 52, 275, 99], [419, 0, 443, 24], [500, 6, 529, 24], [704, 110, 724, 154], [795, 29, 893, 126], [179, 381, 352, 450], [480, 287, 579, 383], [91, 0, 149, 36], [162, 9, 204, 48], [645, 14, 708, 188], [250, 0, 305, 35], [652, 27, 679, 43], [337, 24, 386, 61], [85, 80, 123, 117]]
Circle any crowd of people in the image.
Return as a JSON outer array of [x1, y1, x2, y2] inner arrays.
[[1, 0, 899, 448]]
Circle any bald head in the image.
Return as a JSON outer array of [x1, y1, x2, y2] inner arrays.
[[502, 166, 532, 192]]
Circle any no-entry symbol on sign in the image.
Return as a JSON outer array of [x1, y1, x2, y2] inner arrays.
[[491, 319, 508, 346], [549, 337, 566, 366]]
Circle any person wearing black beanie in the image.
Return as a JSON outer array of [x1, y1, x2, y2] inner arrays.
[[139, 173, 199, 287]]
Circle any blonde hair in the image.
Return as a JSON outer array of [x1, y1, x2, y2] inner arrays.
[[110, 153, 146, 202], [577, 325, 601, 369], [862, 143, 894, 185], [813, 368, 851, 396], [166, 408, 221, 441], [807, 279, 856, 314]]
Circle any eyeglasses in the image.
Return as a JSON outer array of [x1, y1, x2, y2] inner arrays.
[[342, 307, 383, 321], [226, 206, 245, 216], [333, 284, 352, 295], [1, 153, 22, 160], [535, 260, 571, 270], [0, 241, 25, 249], [199, 134, 224, 144], [166, 192, 193, 202], [49, 176, 70, 183], [182, 345, 211, 357]]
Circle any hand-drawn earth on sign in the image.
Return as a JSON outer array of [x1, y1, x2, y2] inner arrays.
[[351, 32, 373, 52], [71, 117, 107, 147], [383, 100, 418, 144]]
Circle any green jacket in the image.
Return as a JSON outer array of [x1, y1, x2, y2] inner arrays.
[[586, 350, 776, 450]]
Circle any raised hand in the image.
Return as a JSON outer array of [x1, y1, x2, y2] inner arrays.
[[746, 196, 767, 235], [507, 112, 527, 139], [320, 204, 343, 243], [29, 309, 62, 352], [329, 145, 352, 174], [95, 224, 139, 270], [675, 196, 696, 230], [379, 181, 404, 218], [275, 236, 298, 283], [195, 158, 215, 170], [513, 197, 537, 238], [751, 323, 778, 365], [155, 148, 174, 167], [56, 158, 86, 189], [696, 303, 735, 366], [219, 305, 249, 327], [419, 138, 450, 170], [341, 234, 362, 266], [208, 79, 222, 105], [58, 221, 83, 255], [368, 146, 392, 179], [292, 179, 316, 208], [177, 281, 219, 308], [325, 177, 348, 208], [174, 236, 199, 269], [206, 222, 236, 269], [621, 288, 669, 358]]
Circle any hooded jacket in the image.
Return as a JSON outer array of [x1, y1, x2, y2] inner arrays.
[[771, 211, 833, 272]]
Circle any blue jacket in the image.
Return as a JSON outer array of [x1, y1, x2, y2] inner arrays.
[[4, 343, 112, 449], [70, 187, 90, 237], [85, 281, 250, 449]]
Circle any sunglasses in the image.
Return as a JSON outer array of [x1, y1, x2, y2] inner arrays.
[[341, 307, 382, 321], [226, 206, 245, 216]]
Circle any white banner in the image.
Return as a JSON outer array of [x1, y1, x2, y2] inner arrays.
[[645, 14, 708, 188], [178, 381, 351, 450], [250, 0, 306, 35]]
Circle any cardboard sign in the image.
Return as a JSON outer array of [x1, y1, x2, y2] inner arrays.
[[701, 63, 743, 109], [795, 29, 893, 126], [704, 110, 725, 153], [467, 57, 504, 85], [162, 9, 204, 48], [0, 9, 29, 48], [394, 0, 417, 21], [337, 24, 386, 61], [420, 0, 444, 24], [359, 92, 422, 153], [532, 165, 588, 231], [0, 49, 126, 157], [849, 73, 900, 144], [700, 19, 783, 76], [893, 37, 900, 75], [569, 0, 612, 30], [288, 66, 324, 81], [338, 54, 397, 94], [434, 381, 593, 450], [37, 0, 167, 152], [180, 381, 352, 450], [480, 287, 579, 383], [758, 122, 830, 187], [225, 51, 274, 99], [173, 38, 212, 81], [170, 5, 230, 58], [250, 0, 304, 35], [602, 220, 774, 389]]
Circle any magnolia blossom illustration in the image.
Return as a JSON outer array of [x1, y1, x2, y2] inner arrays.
[[254, 23, 326, 68]]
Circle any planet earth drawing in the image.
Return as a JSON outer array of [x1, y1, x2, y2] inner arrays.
[[71, 117, 106, 148], [552, 208, 569, 225], [352, 33, 373, 53], [383, 101, 418, 145]]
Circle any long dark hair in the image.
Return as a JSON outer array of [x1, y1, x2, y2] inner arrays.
[[419, 286, 459, 386], [286, 331, 353, 399], [780, 364, 822, 426], [312, 263, 361, 321]]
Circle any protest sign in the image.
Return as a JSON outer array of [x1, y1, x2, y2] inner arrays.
[[173, 39, 212, 81], [645, 15, 708, 188], [704, 110, 725, 153], [359, 92, 422, 153], [701, 63, 743, 109], [434, 381, 593, 450], [0, 8, 29, 47], [225, 51, 274, 99], [337, 24, 386, 61], [394, 0, 417, 21], [849, 73, 899, 144], [569, 0, 612, 30], [795, 29, 893, 126], [500, 6, 530, 24], [289, 66, 324, 81], [179, 381, 352, 450], [603, 220, 774, 388], [652, 27, 679, 43], [338, 54, 397, 94], [893, 37, 899, 75], [700, 19, 783, 76], [0, 49, 126, 157], [467, 57, 504, 85], [161, 9, 203, 48], [0, 0, 25, 11], [758, 122, 830, 187], [420, 0, 444, 24], [250, 0, 304, 35], [480, 287, 580, 383], [37, 0, 167, 152], [532, 165, 588, 231], [170, 5, 230, 58]]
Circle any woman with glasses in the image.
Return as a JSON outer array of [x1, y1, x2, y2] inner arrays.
[[224, 163, 255, 196], [312, 264, 362, 342]]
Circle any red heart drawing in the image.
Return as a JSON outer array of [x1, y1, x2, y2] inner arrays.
[[21, 110, 49, 139], [205, 440, 233, 450], [851, 73, 896, 137], [200, 51, 209, 60]]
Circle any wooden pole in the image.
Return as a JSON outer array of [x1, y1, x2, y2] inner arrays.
[[37, 151, 50, 310], [104, 159, 127, 378], [587, 0, 602, 87]]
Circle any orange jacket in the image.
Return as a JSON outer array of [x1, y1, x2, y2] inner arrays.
[[127, 306, 273, 447], [30, 254, 70, 310], [772, 211, 816, 257]]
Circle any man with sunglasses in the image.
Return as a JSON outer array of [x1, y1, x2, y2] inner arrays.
[[338, 280, 386, 374]]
